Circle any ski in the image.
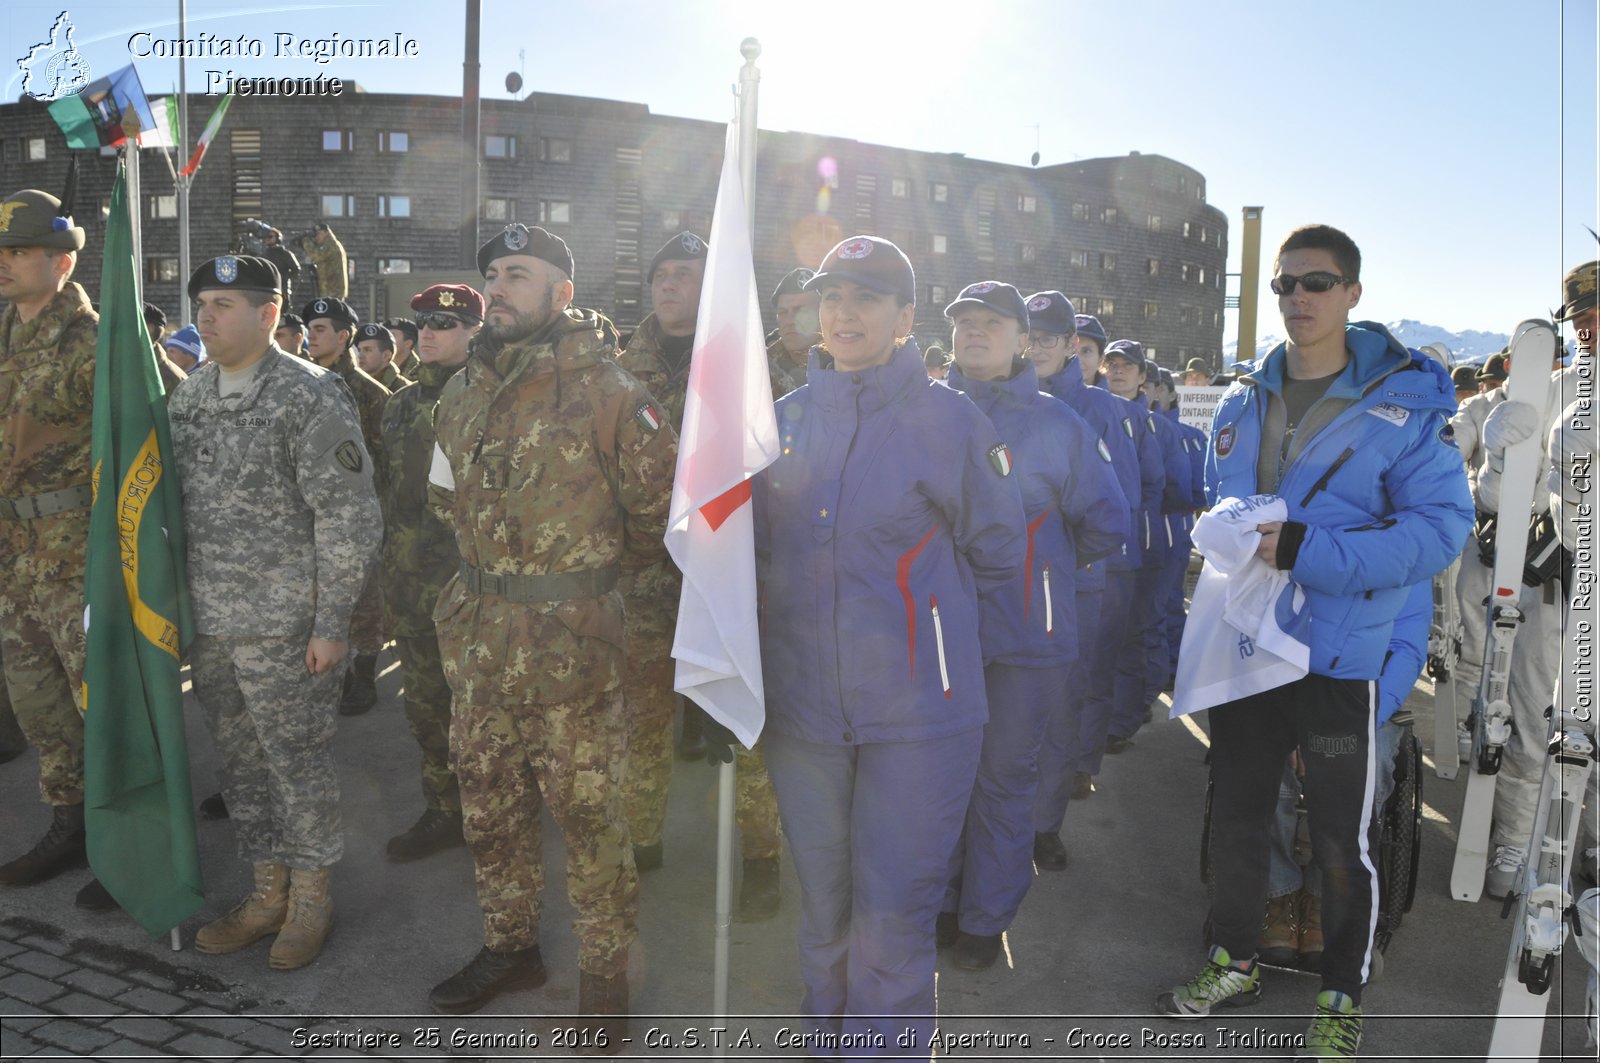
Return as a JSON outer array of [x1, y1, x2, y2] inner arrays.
[[1430, 558, 1462, 779], [1450, 320, 1558, 903]]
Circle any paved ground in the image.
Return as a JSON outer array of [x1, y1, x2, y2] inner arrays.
[[0, 655, 1593, 1060]]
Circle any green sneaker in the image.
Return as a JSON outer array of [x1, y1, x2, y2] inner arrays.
[[1299, 990, 1362, 1059], [1155, 944, 1262, 1019]]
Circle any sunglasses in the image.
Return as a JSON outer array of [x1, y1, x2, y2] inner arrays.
[[415, 313, 465, 330], [1270, 271, 1351, 295]]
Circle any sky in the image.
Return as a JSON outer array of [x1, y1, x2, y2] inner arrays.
[[4, 0, 1596, 338]]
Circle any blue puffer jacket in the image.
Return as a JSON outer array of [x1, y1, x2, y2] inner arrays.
[[1041, 357, 1141, 577], [949, 362, 1130, 668], [1205, 322, 1473, 679], [1377, 580, 1431, 725], [755, 339, 1028, 745]]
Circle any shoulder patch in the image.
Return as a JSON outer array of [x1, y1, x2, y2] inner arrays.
[[634, 401, 663, 433], [335, 440, 364, 473], [1365, 401, 1411, 427], [1122, 416, 1135, 438], [1096, 438, 1112, 463], [988, 443, 1014, 478], [1438, 422, 1459, 449], [1216, 425, 1236, 457], [1147, 413, 1158, 431]]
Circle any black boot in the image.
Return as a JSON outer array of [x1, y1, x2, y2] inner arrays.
[[75, 877, 119, 912], [952, 932, 1002, 971], [1104, 734, 1134, 755], [677, 705, 707, 761], [1032, 832, 1068, 872], [632, 841, 662, 873], [0, 701, 27, 765], [428, 945, 547, 1014], [736, 857, 780, 922], [935, 911, 960, 949], [199, 792, 229, 819], [386, 809, 465, 863], [0, 803, 86, 886], [576, 970, 629, 1056], [340, 654, 379, 715], [1071, 772, 1096, 800]]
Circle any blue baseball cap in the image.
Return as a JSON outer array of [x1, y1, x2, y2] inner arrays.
[[805, 236, 916, 304], [1074, 314, 1107, 346], [1025, 291, 1076, 335], [944, 281, 1029, 327], [1103, 338, 1147, 371]]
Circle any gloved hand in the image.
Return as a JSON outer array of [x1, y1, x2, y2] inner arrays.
[[1482, 399, 1541, 452], [704, 715, 737, 765]]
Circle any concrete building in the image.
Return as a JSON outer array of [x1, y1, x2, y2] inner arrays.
[[1, 88, 1228, 370]]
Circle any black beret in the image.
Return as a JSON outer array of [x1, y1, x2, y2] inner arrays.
[[277, 312, 305, 329], [477, 223, 574, 280], [357, 323, 394, 348], [142, 302, 167, 329], [384, 317, 419, 342], [302, 297, 359, 331], [770, 267, 817, 309], [649, 231, 707, 283], [188, 255, 282, 300]]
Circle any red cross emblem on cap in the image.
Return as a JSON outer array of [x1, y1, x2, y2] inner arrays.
[[1028, 295, 1052, 312], [838, 239, 873, 260]]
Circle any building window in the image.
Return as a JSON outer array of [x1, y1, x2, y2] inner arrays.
[[1214, 310, 1222, 328], [1147, 258, 1159, 277], [661, 209, 681, 230], [1100, 298, 1115, 318], [1215, 272, 1223, 288], [1198, 268, 1207, 286], [930, 284, 948, 305], [1018, 194, 1037, 214], [1196, 183, 1205, 200], [320, 194, 355, 217], [1182, 221, 1193, 239], [322, 129, 354, 152], [929, 182, 949, 203], [376, 258, 412, 275], [485, 134, 518, 159], [27, 137, 47, 161], [1180, 262, 1192, 283], [483, 198, 515, 222], [1143, 301, 1158, 321], [145, 256, 179, 283], [1146, 347, 1158, 363], [1071, 202, 1089, 222], [1070, 250, 1089, 269], [1199, 225, 1208, 244], [932, 233, 948, 255], [377, 195, 411, 219], [1147, 213, 1161, 232], [148, 194, 177, 219], [1100, 207, 1118, 225], [377, 130, 408, 153], [539, 137, 572, 163], [1019, 243, 1038, 264], [891, 177, 909, 199], [1077, 296, 1095, 316], [1100, 252, 1117, 271], [539, 200, 571, 225], [1179, 306, 1194, 324]]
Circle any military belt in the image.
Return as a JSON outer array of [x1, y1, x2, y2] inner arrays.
[[0, 483, 94, 521], [459, 562, 618, 602]]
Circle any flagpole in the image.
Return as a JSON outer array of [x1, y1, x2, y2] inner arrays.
[[176, 0, 191, 327], [708, 37, 762, 1049]]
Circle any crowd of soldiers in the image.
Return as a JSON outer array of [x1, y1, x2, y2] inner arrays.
[[1, 169, 1595, 1061]]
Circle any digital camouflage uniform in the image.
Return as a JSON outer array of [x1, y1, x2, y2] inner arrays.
[[766, 334, 807, 393], [615, 313, 782, 859], [379, 361, 461, 813], [321, 347, 391, 656], [428, 306, 676, 976], [0, 282, 96, 805], [169, 347, 381, 868], [301, 231, 348, 301]]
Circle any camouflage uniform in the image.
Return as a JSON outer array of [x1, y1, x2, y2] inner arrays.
[[428, 306, 676, 975], [375, 361, 411, 393], [169, 347, 381, 868], [322, 348, 391, 656], [766, 335, 807, 393], [399, 350, 421, 378], [615, 314, 782, 860], [379, 361, 461, 813], [301, 231, 348, 301], [0, 282, 96, 805]]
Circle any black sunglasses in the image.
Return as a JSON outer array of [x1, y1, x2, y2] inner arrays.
[[415, 313, 464, 330], [1270, 271, 1351, 295]]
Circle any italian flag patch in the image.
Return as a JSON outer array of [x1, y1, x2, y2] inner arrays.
[[1097, 438, 1112, 463], [988, 443, 1014, 477], [635, 402, 663, 433]]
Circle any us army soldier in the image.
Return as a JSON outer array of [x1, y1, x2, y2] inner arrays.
[[172, 254, 381, 971], [0, 189, 95, 894], [426, 224, 676, 1051]]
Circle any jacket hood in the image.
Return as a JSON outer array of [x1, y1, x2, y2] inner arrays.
[[1243, 321, 1456, 414]]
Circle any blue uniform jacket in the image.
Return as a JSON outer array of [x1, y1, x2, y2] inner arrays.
[[1205, 322, 1473, 679], [1041, 356, 1141, 577], [1164, 405, 1209, 544], [949, 362, 1130, 668], [1148, 405, 1194, 548], [1092, 382, 1167, 565], [1377, 580, 1431, 725], [755, 339, 1028, 744]]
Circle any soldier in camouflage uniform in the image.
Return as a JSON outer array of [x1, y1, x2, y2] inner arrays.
[[377, 284, 481, 863], [425, 224, 675, 1044], [170, 254, 380, 970], [766, 266, 819, 393], [356, 323, 412, 392], [0, 189, 95, 894], [386, 319, 421, 378], [299, 223, 348, 301], [616, 232, 786, 919], [274, 312, 307, 359], [0, 655, 26, 763], [303, 297, 392, 713]]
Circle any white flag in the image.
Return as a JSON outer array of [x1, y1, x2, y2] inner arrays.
[[666, 121, 781, 749]]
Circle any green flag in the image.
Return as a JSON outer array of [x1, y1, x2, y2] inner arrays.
[[83, 160, 202, 937]]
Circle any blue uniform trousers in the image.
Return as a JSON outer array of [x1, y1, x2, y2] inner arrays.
[[1034, 590, 1098, 832], [765, 729, 982, 1060], [945, 661, 1072, 933], [1076, 569, 1134, 776], [1111, 559, 1165, 741]]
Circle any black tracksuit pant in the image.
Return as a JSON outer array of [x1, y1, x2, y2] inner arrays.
[[1209, 672, 1380, 1003]]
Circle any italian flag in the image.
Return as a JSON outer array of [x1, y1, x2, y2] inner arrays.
[[180, 93, 232, 177]]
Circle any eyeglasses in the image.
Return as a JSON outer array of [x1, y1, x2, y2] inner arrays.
[[416, 314, 464, 330], [1028, 332, 1067, 349], [1270, 271, 1351, 295]]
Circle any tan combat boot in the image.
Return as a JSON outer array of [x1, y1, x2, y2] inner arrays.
[[1257, 891, 1299, 968], [195, 863, 288, 954], [269, 867, 334, 970], [1297, 891, 1324, 971]]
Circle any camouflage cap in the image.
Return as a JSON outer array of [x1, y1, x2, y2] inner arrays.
[[0, 189, 85, 250], [1556, 260, 1597, 322]]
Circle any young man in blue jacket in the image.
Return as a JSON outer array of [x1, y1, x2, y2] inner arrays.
[[940, 282, 1128, 970], [1157, 225, 1472, 1059]]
